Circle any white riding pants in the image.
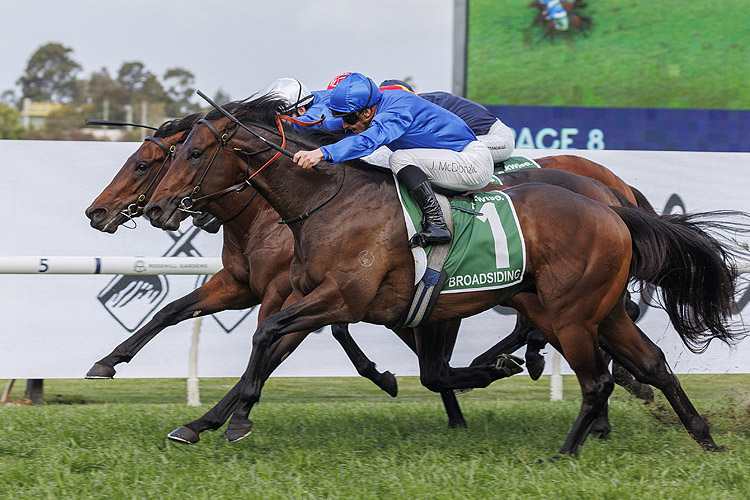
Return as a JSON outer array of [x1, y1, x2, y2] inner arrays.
[[388, 140, 493, 192], [477, 119, 515, 163]]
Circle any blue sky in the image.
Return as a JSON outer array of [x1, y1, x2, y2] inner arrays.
[[1, 0, 454, 102]]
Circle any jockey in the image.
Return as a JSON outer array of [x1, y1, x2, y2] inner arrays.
[[542, 0, 569, 30], [263, 78, 342, 130], [380, 79, 515, 164], [293, 72, 493, 248]]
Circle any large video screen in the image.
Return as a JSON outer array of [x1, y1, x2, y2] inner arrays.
[[465, 0, 749, 151]]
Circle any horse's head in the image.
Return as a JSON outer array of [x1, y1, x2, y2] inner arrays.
[[85, 114, 202, 233], [145, 102, 258, 231], [145, 94, 342, 231]]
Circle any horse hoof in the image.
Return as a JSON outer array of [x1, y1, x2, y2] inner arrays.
[[85, 363, 116, 379], [381, 371, 398, 398], [537, 454, 565, 464], [590, 423, 611, 439], [167, 426, 200, 445], [525, 354, 545, 381], [223, 421, 254, 443], [448, 418, 468, 429], [454, 388, 474, 395], [703, 443, 727, 452], [496, 354, 524, 377]]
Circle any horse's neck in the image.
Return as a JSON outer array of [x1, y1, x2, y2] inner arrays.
[[205, 187, 277, 235], [251, 156, 350, 225]]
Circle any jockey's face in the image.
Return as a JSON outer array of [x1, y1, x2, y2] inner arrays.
[[341, 106, 376, 134]]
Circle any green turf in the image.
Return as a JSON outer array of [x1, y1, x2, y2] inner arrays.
[[2, 375, 750, 499], [467, 0, 749, 110]]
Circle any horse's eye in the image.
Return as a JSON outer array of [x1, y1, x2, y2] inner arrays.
[[190, 150, 202, 159], [135, 162, 148, 173]]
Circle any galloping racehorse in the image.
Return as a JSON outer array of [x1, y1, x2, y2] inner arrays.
[[84, 106, 651, 442], [144, 95, 748, 457], [528, 0, 592, 42]]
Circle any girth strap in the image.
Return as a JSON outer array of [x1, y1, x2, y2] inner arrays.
[[398, 194, 454, 328]]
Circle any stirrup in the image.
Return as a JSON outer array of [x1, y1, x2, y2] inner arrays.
[[408, 226, 452, 248]]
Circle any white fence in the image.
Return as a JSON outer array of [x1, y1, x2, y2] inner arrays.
[[1, 140, 749, 385]]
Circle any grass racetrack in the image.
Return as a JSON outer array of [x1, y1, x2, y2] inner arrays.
[[2, 375, 750, 499], [467, 0, 749, 110]]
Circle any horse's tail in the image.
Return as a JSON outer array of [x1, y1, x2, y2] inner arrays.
[[628, 185, 657, 215], [611, 206, 750, 353]]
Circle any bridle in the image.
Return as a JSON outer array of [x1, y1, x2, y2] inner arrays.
[[177, 90, 347, 226], [118, 135, 177, 227]]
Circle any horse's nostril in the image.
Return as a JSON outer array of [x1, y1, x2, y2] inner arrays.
[[87, 207, 107, 222], [145, 205, 162, 221]]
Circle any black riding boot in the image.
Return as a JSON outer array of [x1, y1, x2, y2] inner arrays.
[[397, 166, 452, 248]]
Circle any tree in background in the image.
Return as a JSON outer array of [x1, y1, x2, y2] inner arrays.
[[7, 43, 224, 139], [0, 104, 25, 139], [164, 68, 200, 116], [213, 88, 232, 106], [17, 43, 82, 103]]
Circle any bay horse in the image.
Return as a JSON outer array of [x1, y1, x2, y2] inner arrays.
[[143, 95, 747, 456], [83, 108, 649, 443]]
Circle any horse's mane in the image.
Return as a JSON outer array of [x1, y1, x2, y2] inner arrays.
[[154, 111, 207, 139], [195, 94, 392, 178], [200, 94, 389, 176]]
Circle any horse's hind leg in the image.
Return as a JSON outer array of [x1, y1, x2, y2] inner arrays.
[[553, 324, 614, 455], [406, 320, 468, 428], [599, 305, 723, 451], [607, 293, 654, 402], [86, 270, 255, 378], [510, 293, 615, 456]]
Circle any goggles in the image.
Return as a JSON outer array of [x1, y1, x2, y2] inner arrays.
[[331, 110, 360, 125]]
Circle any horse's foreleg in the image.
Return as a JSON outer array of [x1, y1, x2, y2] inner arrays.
[[331, 323, 398, 397], [86, 270, 256, 378], [599, 306, 722, 451], [225, 281, 352, 442], [169, 330, 311, 444]]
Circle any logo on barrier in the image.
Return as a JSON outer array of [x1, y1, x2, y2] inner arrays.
[[97, 226, 255, 333]]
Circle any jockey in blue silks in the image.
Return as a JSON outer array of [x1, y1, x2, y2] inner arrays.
[[380, 79, 515, 164], [292, 72, 493, 248], [542, 0, 569, 30]]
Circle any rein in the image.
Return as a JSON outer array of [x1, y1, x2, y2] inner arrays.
[[177, 116, 285, 222], [278, 166, 346, 225], [191, 90, 348, 226], [120, 136, 176, 222]]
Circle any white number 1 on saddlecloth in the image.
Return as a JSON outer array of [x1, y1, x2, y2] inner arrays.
[[477, 202, 510, 269]]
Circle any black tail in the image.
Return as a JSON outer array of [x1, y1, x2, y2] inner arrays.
[[629, 185, 657, 215], [611, 206, 750, 353]]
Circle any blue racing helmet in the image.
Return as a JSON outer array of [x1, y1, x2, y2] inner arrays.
[[328, 73, 382, 115]]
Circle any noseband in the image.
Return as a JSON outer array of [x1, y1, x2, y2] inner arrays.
[[176, 117, 284, 223], [119, 136, 177, 227]]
